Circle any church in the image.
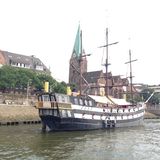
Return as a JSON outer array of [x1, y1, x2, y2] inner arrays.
[[68, 25, 129, 98]]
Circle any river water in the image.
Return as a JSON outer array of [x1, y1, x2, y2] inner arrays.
[[0, 119, 160, 160]]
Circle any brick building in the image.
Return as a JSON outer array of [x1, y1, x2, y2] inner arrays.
[[69, 25, 129, 97]]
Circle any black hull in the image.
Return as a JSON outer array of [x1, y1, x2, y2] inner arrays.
[[40, 115, 144, 131]]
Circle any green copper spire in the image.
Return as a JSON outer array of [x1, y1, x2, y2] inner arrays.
[[72, 24, 82, 58]]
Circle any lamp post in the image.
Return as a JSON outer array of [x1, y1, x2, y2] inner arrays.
[[26, 79, 31, 105]]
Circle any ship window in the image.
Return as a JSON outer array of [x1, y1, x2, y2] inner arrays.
[[42, 109, 48, 115], [67, 111, 71, 117], [50, 95, 55, 102], [79, 99, 83, 105], [88, 100, 93, 106], [42, 95, 50, 101], [84, 100, 88, 106], [61, 110, 67, 117], [61, 96, 66, 102], [49, 110, 52, 115], [54, 110, 58, 116], [74, 98, 78, 105], [42, 109, 52, 115], [56, 94, 69, 103]]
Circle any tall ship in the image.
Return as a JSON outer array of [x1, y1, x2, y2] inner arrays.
[[36, 26, 145, 131]]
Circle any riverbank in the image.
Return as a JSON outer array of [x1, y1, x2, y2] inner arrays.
[[0, 105, 159, 126], [0, 104, 40, 125], [144, 111, 160, 119]]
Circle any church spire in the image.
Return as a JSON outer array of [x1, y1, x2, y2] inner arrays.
[[72, 24, 82, 58]]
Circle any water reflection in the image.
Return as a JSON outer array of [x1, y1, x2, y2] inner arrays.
[[0, 120, 160, 160]]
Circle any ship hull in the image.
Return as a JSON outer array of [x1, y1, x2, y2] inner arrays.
[[40, 115, 144, 131]]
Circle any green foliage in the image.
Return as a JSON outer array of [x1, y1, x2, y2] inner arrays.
[[69, 83, 78, 92], [126, 93, 140, 104], [141, 88, 160, 104], [53, 81, 67, 94], [126, 94, 142, 103], [0, 65, 66, 94]]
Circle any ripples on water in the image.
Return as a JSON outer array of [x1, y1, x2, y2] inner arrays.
[[0, 119, 160, 160]]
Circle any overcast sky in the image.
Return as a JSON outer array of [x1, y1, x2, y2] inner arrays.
[[0, 0, 160, 85]]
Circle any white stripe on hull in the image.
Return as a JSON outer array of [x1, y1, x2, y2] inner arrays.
[[73, 112, 145, 121], [71, 104, 145, 114]]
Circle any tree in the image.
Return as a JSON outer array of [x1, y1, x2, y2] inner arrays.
[[53, 81, 67, 94], [0, 66, 17, 90], [141, 88, 160, 104], [0, 66, 67, 94]]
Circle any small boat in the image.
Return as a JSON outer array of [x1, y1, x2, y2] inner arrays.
[[36, 27, 145, 131]]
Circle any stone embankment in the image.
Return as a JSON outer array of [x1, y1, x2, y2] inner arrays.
[[144, 111, 160, 119], [0, 104, 40, 126]]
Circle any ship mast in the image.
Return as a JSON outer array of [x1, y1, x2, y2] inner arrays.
[[99, 28, 118, 96], [79, 30, 82, 95], [79, 30, 91, 95], [105, 28, 109, 96], [125, 50, 137, 103]]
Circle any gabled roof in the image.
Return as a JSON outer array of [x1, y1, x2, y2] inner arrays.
[[112, 75, 121, 83], [83, 70, 103, 83], [2, 51, 41, 65], [1, 50, 50, 73]]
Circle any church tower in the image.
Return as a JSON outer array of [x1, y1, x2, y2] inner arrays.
[[69, 25, 87, 91]]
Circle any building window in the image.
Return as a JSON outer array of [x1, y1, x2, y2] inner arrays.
[[25, 64, 30, 68], [36, 65, 43, 71]]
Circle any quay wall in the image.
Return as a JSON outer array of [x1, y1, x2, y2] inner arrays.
[[144, 111, 160, 119], [0, 104, 40, 125]]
